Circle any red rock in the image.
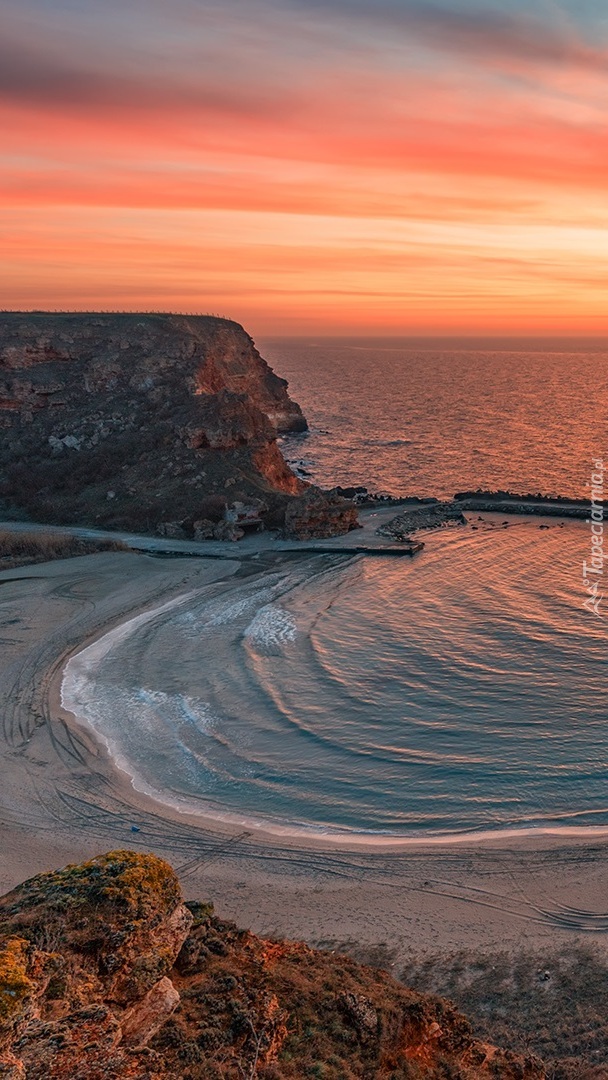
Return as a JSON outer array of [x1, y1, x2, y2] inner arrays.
[[283, 486, 360, 539]]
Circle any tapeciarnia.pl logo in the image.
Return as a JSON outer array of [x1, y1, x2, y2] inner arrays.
[[583, 459, 604, 618]]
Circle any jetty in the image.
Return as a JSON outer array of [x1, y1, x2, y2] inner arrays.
[[0, 507, 424, 562], [279, 540, 425, 557]]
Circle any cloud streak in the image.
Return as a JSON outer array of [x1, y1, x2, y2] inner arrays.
[[282, 0, 608, 71], [0, 36, 296, 118], [1, 0, 607, 332], [1, 0, 606, 127]]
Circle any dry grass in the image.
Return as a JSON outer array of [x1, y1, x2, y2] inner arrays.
[[402, 943, 608, 1078], [146, 903, 499, 1079], [0, 529, 129, 569], [312, 939, 398, 974]]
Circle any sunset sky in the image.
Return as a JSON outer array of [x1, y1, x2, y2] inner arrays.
[[2, 0, 607, 334]]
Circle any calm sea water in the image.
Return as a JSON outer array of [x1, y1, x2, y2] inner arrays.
[[64, 519, 606, 839], [261, 337, 608, 498], [62, 339, 608, 839]]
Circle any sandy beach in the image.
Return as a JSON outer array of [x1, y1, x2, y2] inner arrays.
[[1, 543, 607, 973]]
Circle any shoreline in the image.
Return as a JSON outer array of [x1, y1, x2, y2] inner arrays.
[[2, 528, 608, 962], [0, 492, 591, 555]]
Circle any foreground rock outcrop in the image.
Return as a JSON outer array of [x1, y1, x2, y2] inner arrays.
[[0, 851, 545, 1079], [0, 313, 357, 537]]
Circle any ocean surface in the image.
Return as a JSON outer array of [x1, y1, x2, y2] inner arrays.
[[63, 338, 608, 840], [261, 336, 608, 498]]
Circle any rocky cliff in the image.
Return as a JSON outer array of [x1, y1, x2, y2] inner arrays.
[[0, 313, 356, 537], [0, 851, 545, 1079]]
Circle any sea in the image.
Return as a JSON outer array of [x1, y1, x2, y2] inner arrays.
[[263, 337, 608, 499], [62, 338, 608, 841]]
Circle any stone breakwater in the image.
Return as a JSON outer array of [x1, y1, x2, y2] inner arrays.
[[455, 498, 588, 519], [379, 494, 591, 540], [377, 501, 467, 539], [0, 313, 358, 539]]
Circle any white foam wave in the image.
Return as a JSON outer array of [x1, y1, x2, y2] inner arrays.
[[244, 604, 297, 648], [206, 589, 274, 627], [171, 579, 285, 635], [136, 688, 218, 735], [62, 587, 201, 698]]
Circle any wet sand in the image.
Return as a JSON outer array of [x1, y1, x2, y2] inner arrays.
[[1, 546, 608, 966]]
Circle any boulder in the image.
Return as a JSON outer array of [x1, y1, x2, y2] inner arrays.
[[192, 518, 215, 541], [156, 521, 187, 539], [283, 487, 360, 540], [212, 521, 244, 542], [121, 976, 180, 1048], [339, 991, 379, 1043], [0, 852, 192, 1079]]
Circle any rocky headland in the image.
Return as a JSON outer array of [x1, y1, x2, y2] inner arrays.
[[0, 850, 545, 1079], [0, 313, 358, 540]]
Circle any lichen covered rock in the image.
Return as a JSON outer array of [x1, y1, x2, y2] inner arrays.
[[0, 939, 33, 1024], [0, 852, 190, 1078]]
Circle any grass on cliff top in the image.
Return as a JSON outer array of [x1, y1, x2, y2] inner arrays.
[[0, 529, 129, 569]]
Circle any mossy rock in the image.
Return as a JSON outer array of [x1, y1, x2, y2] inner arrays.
[[0, 851, 183, 982], [185, 900, 214, 929], [0, 938, 33, 1022], [0, 851, 180, 931]]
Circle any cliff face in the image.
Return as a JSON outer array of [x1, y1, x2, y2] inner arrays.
[[0, 313, 351, 535], [0, 851, 545, 1080], [0, 314, 305, 433]]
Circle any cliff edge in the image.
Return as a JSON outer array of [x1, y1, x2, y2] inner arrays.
[[0, 851, 544, 1079], [0, 313, 357, 538]]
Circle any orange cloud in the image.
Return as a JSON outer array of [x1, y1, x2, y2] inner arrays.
[[1, 0, 607, 334]]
